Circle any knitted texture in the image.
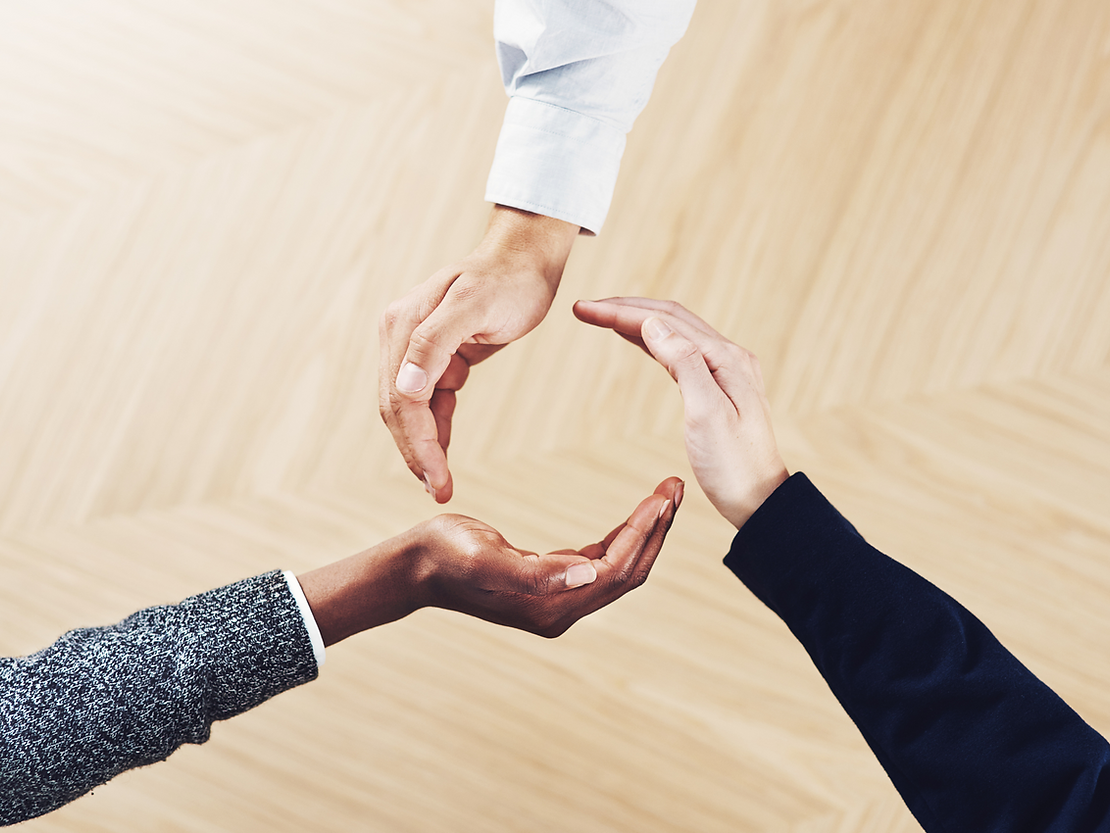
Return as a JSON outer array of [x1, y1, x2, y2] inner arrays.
[[0, 570, 318, 825]]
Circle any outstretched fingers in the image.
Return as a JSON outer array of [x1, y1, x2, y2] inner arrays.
[[574, 298, 720, 346], [573, 299, 730, 376], [593, 477, 683, 591], [532, 477, 682, 599]]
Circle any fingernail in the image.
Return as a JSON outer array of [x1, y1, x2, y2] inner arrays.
[[675, 481, 685, 509], [396, 362, 428, 394], [423, 474, 437, 501], [657, 499, 671, 520], [643, 317, 672, 340], [565, 562, 597, 588]]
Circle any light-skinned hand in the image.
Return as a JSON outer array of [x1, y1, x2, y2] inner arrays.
[[298, 477, 683, 644], [379, 206, 580, 504], [573, 298, 788, 529]]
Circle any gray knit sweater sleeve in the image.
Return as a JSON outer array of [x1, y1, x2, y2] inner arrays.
[[0, 570, 319, 825]]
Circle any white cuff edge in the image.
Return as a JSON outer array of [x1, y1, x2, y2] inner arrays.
[[283, 570, 326, 668]]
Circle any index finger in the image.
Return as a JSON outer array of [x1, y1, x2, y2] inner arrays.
[[574, 298, 723, 342], [379, 274, 460, 499], [597, 477, 682, 551]]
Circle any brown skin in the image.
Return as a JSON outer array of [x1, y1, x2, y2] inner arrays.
[[298, 477, 682, 647], [379, 206, 580, 504]]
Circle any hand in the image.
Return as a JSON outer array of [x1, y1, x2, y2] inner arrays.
[[418, 476, 682, 637], [379, 206, 580, 504], [298, 477, 683, 645], [574, 298, 788, 529]]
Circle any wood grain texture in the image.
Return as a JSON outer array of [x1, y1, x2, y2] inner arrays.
[[2, 0, 1109, 829]]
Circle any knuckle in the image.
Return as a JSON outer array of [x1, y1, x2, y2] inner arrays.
[[661, 299, 687, 316], [674, 339, 701, 361], [522, 568, 553, 598], [379, 302, 404, 331], [407, 325, 444, 357], [611, 559, 638, 586], [383, 390, 408, 415], [446, 278, 482, 304], [724, 341, 746, 360]]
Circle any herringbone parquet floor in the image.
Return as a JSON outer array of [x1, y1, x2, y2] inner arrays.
[[3, 0, 1109, 830]]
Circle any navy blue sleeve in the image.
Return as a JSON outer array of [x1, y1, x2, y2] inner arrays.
[[724, 473, 1110, 833], [0, 570, 319, 825]]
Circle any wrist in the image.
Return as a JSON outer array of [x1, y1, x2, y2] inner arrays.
[[297, 533, 424, 647], [480, 205, 579, 290], [724, 466, 790, 531]]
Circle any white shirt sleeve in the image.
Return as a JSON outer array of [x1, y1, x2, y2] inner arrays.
[[282, 570, 326, 668], [486, 0, 697, 234]]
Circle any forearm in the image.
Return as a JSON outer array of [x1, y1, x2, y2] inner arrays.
[[479, 206, 579, 291], [297, 531, 425, 647], [725, 474, 1110, 832], [0, 571, 318, 825]]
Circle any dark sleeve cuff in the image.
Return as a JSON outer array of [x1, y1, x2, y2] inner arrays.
[[723, 472, 865, 618], [180, 570, 320, 723]]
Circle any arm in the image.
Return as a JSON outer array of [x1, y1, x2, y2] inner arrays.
[[299, 476, 680, 644], [379, 0, 696, 503], [730, 474, 1110, 832], [574, 297, 1110, 832], [0, 478, 680, 825], [489, 0, 698, 234], [0, 571, 318, 826]]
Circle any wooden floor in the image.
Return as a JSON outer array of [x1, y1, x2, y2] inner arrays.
[[3, 0, 1110, 829]]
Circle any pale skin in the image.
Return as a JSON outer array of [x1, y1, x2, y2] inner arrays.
[[572, 298, 790, 530], [298, 477, 682, 646], [379, 205, 580, 504], [379, 210, 790, 524]]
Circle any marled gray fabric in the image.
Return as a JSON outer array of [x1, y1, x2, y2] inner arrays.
[[0, 570, 319, 825]]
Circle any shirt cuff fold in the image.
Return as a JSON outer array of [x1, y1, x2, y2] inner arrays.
[[485, 96, 626, 235]]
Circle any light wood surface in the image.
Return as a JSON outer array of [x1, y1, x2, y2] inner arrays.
[[2, 0, 1109, 830]]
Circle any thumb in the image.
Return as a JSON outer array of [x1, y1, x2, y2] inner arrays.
[[396, 300, 478, 398], [641, 317, 727, 419], [515, 555, 599, 595]]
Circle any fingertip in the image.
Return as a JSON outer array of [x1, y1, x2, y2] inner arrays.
[[572, 299, 607, 324], [420, 462, 453, 503], [432, 475, 454, 504], [653, 475, 683, 496]]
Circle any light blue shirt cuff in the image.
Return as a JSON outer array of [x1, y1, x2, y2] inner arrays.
[[485, 96, 626, 235], [282, 570, 326, 668]]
